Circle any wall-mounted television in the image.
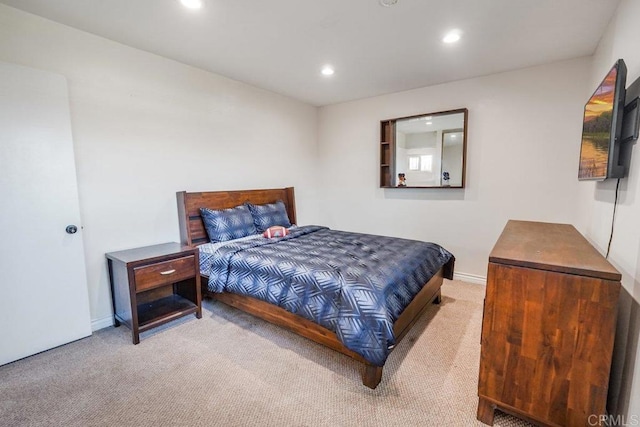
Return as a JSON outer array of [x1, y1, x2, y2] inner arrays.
[[578, 59, 627, 180]]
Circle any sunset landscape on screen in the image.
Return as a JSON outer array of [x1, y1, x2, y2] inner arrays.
[[578, 67, 617, 179]]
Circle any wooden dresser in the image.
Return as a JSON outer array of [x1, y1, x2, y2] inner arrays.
[[477, 220, 621, 427]]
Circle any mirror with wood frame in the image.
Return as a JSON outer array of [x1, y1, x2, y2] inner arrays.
[[380, 108, 468, 188]]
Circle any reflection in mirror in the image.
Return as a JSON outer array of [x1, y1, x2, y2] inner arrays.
[[395, 110, 465, 187], [380, 109, 467, 188], [441, 129, 464, 186]]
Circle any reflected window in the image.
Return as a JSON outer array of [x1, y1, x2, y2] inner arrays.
[[420, 155, 433, 172], [408, 156, 420, 171]]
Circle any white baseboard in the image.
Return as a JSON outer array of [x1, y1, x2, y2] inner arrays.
[[452, 271, 487, 285], [91, 315, 114, 331]]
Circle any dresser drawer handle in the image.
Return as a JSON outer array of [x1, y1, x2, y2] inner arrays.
[[160, 269, 176, 275]]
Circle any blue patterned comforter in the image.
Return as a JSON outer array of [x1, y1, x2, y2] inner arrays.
[[200, 225, 453, 366]]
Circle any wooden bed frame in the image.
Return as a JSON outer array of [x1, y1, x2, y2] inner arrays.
[[176, 187, 454, 389]]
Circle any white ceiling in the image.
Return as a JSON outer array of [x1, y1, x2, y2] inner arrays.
[[0, 0, 620, 106], [397, 111, 465, 134]]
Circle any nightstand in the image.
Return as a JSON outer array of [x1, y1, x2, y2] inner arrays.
[[106, 242, 202, 344]]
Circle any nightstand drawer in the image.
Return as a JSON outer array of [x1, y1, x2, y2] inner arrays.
[[134, 255, 195, 292]]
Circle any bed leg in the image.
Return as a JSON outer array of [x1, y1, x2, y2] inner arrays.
[[432, 289, 442, 305], [363, 364, 383, 389]]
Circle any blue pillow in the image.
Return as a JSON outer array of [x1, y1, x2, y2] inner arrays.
[[200, 204, 257, 243], [247, 200, 292, 233]]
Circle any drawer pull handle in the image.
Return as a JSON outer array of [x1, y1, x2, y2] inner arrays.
[[160, 269, 176, 275]]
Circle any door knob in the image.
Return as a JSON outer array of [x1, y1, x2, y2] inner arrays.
[[66, 225, 78, 234]]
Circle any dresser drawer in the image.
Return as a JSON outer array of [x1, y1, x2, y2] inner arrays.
[[134, 255, 195, 292]]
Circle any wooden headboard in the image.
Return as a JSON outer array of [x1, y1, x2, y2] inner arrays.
[[176, 187, 297, 247]]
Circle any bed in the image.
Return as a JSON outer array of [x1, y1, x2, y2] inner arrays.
[[176, 187, 454, 388]]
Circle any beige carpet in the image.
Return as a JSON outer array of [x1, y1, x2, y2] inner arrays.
[[0, 280, 531, 426]]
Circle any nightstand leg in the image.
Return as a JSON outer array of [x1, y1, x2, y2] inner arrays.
[[107, 259, 121, 328]]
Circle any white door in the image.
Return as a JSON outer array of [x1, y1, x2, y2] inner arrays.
[[0, 61, 91, 365]]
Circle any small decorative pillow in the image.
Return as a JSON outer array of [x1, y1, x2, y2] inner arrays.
[[263, 226, 289, 238], [247, 200, 292, 233], [200, 204, 257, 243]]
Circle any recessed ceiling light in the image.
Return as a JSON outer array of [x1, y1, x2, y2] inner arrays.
[[321, 65, 335, 76], [180, 0, 203, 9], [451, 134, 457, 138], [426, 121, 433, 125], [379, 0, 399, 7], [443, 30, 462, 44]]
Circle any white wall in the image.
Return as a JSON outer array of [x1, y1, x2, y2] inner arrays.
[[576, 0, 640, 419], [400, 132, 441, 187], [442, 139, 464, 187], [0, 4, 319, 328], [3, 2, 636, 417], [317, 58, 589, 282]]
